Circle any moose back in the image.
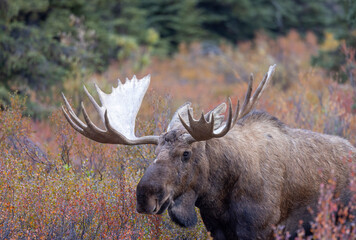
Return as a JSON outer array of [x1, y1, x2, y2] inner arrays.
[[62, 65, 355, 239]]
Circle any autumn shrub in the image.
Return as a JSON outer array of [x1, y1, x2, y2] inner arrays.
[[310, 163, 355, 239]]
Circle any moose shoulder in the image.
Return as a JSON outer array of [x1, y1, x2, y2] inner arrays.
[[62, 65, 355, 240]]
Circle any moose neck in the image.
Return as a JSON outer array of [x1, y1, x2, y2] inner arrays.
[[194, 136, 241, 210]]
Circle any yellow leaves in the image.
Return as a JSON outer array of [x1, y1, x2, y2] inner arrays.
[[321, 32, 340, 52], [305, 91, 319, 107], [145, 28, 160, 45]]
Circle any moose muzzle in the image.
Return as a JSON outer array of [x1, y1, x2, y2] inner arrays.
[[136, 163, 172, 215]]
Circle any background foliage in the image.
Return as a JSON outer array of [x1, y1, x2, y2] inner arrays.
[[0, 0, 355, 239]]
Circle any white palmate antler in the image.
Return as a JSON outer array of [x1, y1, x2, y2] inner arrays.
[[180, 65, 276, 143], [62, 75, 159, 145]]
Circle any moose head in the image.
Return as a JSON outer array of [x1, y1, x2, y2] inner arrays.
[[62, 66, 279, 228]]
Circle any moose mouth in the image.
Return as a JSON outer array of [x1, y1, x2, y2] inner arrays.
[[153, 195, 172, 214]]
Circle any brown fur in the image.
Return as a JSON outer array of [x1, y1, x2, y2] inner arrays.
[[136, 110, 355, 239]]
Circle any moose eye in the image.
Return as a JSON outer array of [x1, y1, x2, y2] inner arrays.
[[182, 151, 191, 161]]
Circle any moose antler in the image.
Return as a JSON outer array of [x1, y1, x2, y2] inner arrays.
[[61, 75, 159, 145], [180, 65, 276, 142]]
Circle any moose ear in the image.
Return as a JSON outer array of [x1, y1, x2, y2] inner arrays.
[[168, 190, 198, 228], [167, 102, 192, 131]]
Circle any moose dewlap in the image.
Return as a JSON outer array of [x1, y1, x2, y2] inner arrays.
[[62, 65, 355, 240]]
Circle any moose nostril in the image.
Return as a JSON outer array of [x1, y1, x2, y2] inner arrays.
[[136, 195, 159, 214], [136, 196, 147, 214], [136, 206, 143, 213]]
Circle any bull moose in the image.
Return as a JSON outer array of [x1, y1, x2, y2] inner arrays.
[[62, 65, 355, 239]]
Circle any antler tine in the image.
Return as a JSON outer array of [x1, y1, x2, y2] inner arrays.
[[209, 113, 215, 132], [239, 74, 253, 118], [62, 93, 88, 130], [251, 71, 269, 103], [61, 106, 85, 134], [187, 108, 195, 126], [84, 85, 102, 114], [232, 100, 240, 127], [213, 97, 233, 138], [81, 102, 106, 134], [179, 111, 193, 136]]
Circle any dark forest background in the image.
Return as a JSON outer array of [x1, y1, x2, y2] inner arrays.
[[0, 0, 355, 118]]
